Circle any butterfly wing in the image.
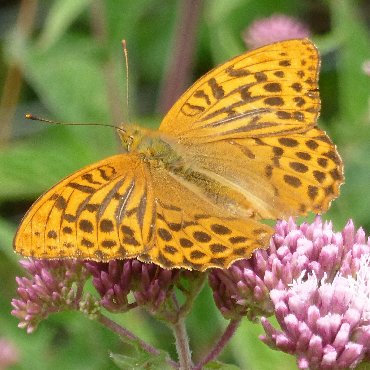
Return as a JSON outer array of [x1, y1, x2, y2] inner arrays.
[[138, 165, 272, 271], [180, 127, 343, 220], [14, 154, 155, 261], [15, 151, 270, 270], [159, 39, 320, 143], [158, 38, 343, 222]]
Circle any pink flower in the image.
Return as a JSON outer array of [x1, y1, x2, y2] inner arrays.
[[209, 258, 274, 321], [261, 257, 370, 369], [11, 259, 89, 333], [86, 260, 180, 315], [209, 217, 370, 322], [0, 338, 19, 369], [362, 60, 370, 76], [243, 14, 310, 49]]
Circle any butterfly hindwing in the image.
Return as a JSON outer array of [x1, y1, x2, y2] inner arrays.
[[14, 154, 155, 260], [180, 127, 343, 221], [137, 166, 272, 271]]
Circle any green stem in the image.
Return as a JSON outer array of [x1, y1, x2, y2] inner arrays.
[[172, 318, 192, 370], [169, 272, 207, 368], [194, 319, 241, 370], [98, 314, 178, 368], [178, 272, 207, 318], [0, 0, 38, 144]]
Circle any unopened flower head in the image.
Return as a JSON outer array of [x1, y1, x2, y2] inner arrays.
[[86, 259, 180, 315], [243, 14, 310, 49], [209, 258, 274, 321], [209, 217, 370, 321], [11, 259, 89, 333], [261, 256, 370, 369]]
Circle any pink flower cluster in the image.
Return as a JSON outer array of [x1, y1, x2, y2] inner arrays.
[[86, 260, 180, 315], [11, 259, 89, 333], [262, 267, 370, 369], [12, 216, 370, 369], [210, 217, 370, 369]]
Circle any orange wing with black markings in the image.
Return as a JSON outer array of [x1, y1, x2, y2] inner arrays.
[[14, 154, 155, 261], [160, 39, 320, 142]]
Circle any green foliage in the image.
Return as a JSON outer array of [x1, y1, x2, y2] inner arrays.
[[0, 126, 117, 200], [38, 0, 93, 48], [0, 0, 369, 369], [110, 343, 172, 370], [203, 361, 241, 369]]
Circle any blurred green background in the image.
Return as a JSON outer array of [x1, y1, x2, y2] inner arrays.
[[0, 0, 369, 369]]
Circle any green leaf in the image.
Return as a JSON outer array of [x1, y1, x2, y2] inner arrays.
[[38, 0, 93, 49], [0, 217, 18, 263], [110, 350, 172, 370], [110, 332, 173, 370], [356, 360, 370, 370], [329, 0, 370, 132], [0, 125, 117, 201], [204, 361, 241, 369], [104, 0, 157, 44], [204, 0, 249, 62], [23, 35, 111, 122]]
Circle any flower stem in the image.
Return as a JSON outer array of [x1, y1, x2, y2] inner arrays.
[[172, 318, 192, 370], [193, 319, 241, 370], [0, 0, 38, 144], [178, 272, 207, 318], [98, 314, 178, 368], [158, 0, 203, 114]]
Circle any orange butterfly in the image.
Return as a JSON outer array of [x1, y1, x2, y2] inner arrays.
[[14, 39, 343, 271]]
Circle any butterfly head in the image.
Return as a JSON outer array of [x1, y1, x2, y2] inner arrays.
[[117, 124, 161, 155], [117, 124, 146, 152], [117, 124, 184, 168]]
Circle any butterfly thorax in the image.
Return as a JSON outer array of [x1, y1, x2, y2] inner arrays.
[[118, 124, 187, 171]]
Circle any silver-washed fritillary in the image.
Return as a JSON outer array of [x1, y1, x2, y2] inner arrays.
[[14, 39, 344, 271]]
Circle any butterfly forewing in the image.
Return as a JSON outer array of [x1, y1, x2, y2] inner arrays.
[[14, 155, 155, 260], [159, 39, 320, 142]]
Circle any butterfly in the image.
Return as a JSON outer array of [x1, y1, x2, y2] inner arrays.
[[14, 39, 344, 271]]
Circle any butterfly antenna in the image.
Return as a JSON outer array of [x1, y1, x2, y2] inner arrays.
[[25, 113, 126, 133], [121, 39, 130, 124]]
